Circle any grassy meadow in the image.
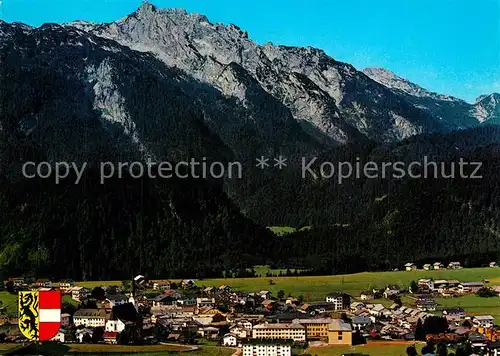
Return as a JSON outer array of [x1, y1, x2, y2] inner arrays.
[[199, 268, 500, 300], [307, 342, 425, 356]]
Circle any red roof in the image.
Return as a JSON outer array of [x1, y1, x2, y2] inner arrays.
[[104, 332, 119, 338]]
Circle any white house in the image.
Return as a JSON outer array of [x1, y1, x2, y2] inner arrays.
[[71, 286, 90, 302], [433, 262, 444, 270], [259, 290, 271, 300], [405, 263, 416, 271], [105, 318, 126, 333], [243, 341, 292, 356], [51, 329, 68, 343], [448, 262, 462, 269], [153, 281, 171, 290], [473, 315, 495, 328], [229, 325, 250, 339], [76, 328, 93, 343], [325, 292, 350, 310], [73, 309, 108, 327], [237, 319, 253, 330], [223, 333, 238, 346], [196, 298, 216, 308]]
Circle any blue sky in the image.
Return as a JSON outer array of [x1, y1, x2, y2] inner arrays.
[[1, 0, 499, 102]]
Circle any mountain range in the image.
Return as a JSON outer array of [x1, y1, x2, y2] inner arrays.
[[0, 2, 499, 279]]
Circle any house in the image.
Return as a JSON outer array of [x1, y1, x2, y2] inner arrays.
[[405, 263, 416, 271], [252, 323, 306, 342], [325, 292, 351, 310], [433, 262, 444, 270], [34, 279, 53, 288], [196, 298, 216, 308], [350, 302, 365, 313], [58, 281, 75, 294], [442, 308, 465, 317], [383, 286, 400, 299], [448, 262, 462, 269], [486, 341, 500, 356], [105, 318, 126, 333], [293, 318, 332, 339], [416, 295, 436, 311], [152, 290, 183, 307], [104, 331, 119, 344], [458, 282, 484, 293], [369, 304, 387, 317], [106, 294, 129, 307], [236, 319, 253, 330], [51, 329, 69, 343], [133, 275, 145, 285], [223, 333, 238, 346], [71, 286, 90, 302], [327, 319, 352, 345], [153, 281, 171, 290], [259, 290, 272, 300], [490, 262, 499, 268], [469, 332, 489, 348], [61, 313, 71, 327], [219, 285, 232, 292], [360, 291, 374, 301], [243, 339, 292, 356], [181, 279, 195, 289], [473, 315, 495, 328], [229, 325, 250, 339], [73, 309, 109, 327], [75, 328, 93, 343], [423, 264, 432, 271], [351, 316, 372, 331], [201, 326, 220, 340], [418, 279, 435, 292]]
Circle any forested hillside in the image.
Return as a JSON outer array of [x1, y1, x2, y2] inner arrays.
[[0, 169, 273, 280]]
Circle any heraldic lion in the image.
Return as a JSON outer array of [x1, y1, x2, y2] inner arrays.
[[18, 292, 39, 340]]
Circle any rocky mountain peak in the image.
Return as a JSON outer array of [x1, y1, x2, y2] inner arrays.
[[473, 93, 500, 123], [363, 67, 460, 103], [137, 1, 158, 15]]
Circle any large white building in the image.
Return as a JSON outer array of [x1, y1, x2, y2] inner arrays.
[[252, 323, 305, 342], [243, 340, 292, 356], [73, 309, 109, 328], [325, 292, 351, 310]]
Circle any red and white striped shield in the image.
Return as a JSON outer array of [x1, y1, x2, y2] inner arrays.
[[18, 290, 61, 341]]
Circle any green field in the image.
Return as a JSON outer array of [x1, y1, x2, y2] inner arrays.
[[200, 268, 500, 300], [307, 342, 425, 356], [435, 294, 500, 319], [68, 349, 233, 356], [0, 292, 17, 316], [267, 226, 311, 236], [0, 292, 79, 316], [0, 343, 233, 356]]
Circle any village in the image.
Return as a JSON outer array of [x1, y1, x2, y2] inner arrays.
[[1, 262, 500, 356]]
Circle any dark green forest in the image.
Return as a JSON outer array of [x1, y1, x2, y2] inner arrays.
[[0, 169, 273, 280], [1, 126, 500, 280]]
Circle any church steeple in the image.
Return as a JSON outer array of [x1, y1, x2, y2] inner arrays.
[[131, 275, 136, 297], [129, 275, 138, 311]]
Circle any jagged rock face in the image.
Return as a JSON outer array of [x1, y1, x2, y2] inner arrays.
[[2, 1, 499, 172], [1, 20, 325, 176], [364, 67, 500, 127], [83, 2, 461, 143], [474, 94, 500, 123]]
